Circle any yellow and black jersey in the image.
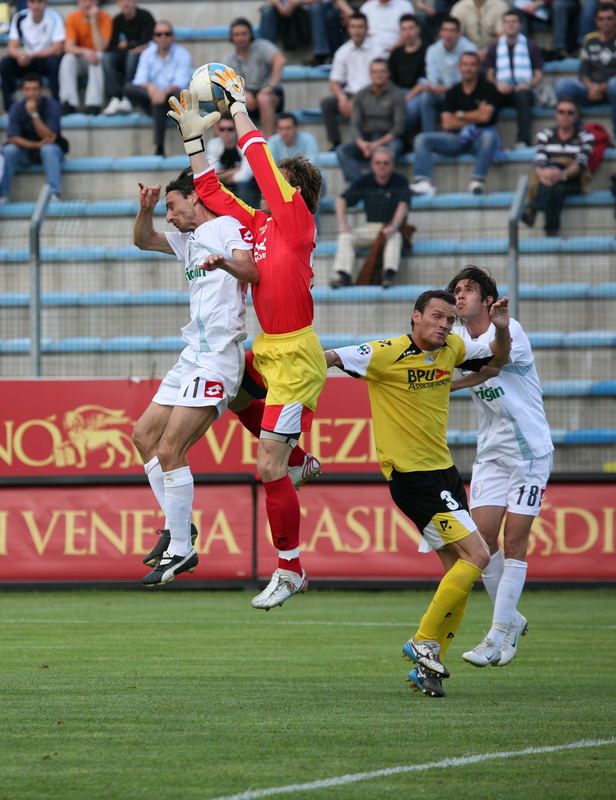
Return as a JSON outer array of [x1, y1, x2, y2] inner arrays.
[[334, 333, 493, 478]]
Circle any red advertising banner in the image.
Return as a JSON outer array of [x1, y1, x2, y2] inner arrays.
[[0, 378, 374, 478], [0, 482, 614, 582]]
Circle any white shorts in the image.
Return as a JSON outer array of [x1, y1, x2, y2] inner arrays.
[[153, 342, 244, 417], [470, 452, 553, 517]]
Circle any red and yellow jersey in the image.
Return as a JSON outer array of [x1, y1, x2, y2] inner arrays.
[[194, 130, 316, 335]]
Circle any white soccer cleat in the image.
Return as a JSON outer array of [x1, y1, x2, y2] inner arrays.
[[251, 568, 308, 610], [402, 638, 450, 677], [496, 614, 528, 666], [287, 453, 322, 489], [462, 635, 501, 667]]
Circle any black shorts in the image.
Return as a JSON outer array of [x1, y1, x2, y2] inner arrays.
[[388, 465, 476, 549]]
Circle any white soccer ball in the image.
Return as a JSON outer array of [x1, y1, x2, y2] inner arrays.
[[189, 63, 229, 115]]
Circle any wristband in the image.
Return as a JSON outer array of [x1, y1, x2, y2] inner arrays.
[[229, 101, 247, 118], [183, 136, 204, 156], [30, 112, 40, 120]]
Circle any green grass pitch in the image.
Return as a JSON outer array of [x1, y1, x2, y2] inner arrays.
[[1, 587, 615, 800]]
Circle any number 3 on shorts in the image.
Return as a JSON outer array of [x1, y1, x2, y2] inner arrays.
[[440, 490, 460, 510]]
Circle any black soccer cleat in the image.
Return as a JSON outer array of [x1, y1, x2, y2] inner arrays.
[[143, 523, 198, 567], [142, 550, 199, 587]]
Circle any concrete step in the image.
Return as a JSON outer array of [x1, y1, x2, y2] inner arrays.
[[2, 191, 615, 244], [2, 293, 612, 339], [5, 150, 616, 202]]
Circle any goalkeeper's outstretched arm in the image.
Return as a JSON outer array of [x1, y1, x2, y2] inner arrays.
[[167, 91, 220, 175]]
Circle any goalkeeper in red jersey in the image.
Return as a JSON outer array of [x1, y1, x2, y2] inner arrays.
[[168, 70, 327, 611]]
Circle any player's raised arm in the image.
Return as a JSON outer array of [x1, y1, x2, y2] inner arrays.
[[487, 296, 511, 369], [167, 91, 220, 175], [134, 182, 174, 254]]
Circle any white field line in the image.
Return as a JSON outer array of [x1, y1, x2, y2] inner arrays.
[[207, 738, 616, 800], [1, 620, 615, 629]]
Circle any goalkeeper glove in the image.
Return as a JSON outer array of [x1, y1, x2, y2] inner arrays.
[[167, 91, 220, 156], [212, 67, 247, 118]]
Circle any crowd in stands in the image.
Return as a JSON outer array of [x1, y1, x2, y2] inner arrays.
[[0, 0, 615, 273]]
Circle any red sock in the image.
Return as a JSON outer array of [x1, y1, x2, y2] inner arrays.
[[263, 475, 302, 572], [235, 399, 306, 467]]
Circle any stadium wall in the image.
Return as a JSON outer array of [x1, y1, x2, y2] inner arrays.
[[1, 380, 615, 583]]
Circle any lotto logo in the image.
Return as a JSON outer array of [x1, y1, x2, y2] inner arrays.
[[204, 381, 224, 398]]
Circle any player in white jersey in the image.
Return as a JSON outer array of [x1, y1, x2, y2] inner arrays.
[[448, 265, 553, 667], [132, 168, 258, 586]]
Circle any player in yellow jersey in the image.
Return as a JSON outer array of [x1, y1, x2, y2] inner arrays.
[[324, 289, 511, 697]]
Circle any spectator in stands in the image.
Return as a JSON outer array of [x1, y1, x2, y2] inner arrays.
[[485, 9, 543, 148], [124, 22, 192, 156], [554, 3, 616, 138], [410, 50, 501, 196], [304, 0, 345, 65], [336, 57, 406, 182], [335, 0, 366, 28], [388, 13, 427, 143], [59, 0, 112, 115], [330, 146, 410, 287], [420, 15, 476, 132], [259, 0, 311, 52], [102, 0, 155, 115], [268, 112, 320, 164], [0, 72, 65, 202], [0, 0, 65, 112], [521, 98, 595, 236], [205, 113, 259, 208], [517, 0, 578, 59], [320, 11, 383, 149], [360, 0, 416, 52], [224, 17, 286, 139], [414, 0, 457, 45], [450, 0, 508, 61]]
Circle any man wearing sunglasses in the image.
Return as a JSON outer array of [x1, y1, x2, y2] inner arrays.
[[124, 22, 191, 155]]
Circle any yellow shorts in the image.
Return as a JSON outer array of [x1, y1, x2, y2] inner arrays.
[[252, 326, 327, 433]]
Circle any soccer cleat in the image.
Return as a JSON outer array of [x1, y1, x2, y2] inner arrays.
[[495, 614, 528, 666], [402, 638, 450, 678], [406, 665, 446, 698], [251, 568, 308, 610], [462, 635, 501, 667], [143, 523, 198, 567], [287, 453, 322, 489], [142, 549, 199, 587]]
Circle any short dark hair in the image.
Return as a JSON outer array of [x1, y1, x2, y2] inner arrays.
[[229, 16, 255, 40], [447, 265, 498, 305], [165, 168, 196, 198], [503, 9, 523, 22], [22, 72, 42, 85], [556, 96, 580, 114], [596, 3, 616, 16], [349, 11, 368, 25], [371, 57, 389, 69], [279, 155, 322, 214], [278, 112, 299, 126], [399, 13, 419, 25], [440, 15, 461, 30], [414, 289, 456, 315], [460, 50, 480, 63]]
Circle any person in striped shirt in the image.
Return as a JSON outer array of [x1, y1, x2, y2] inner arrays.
[[521, 98, 595, 236]]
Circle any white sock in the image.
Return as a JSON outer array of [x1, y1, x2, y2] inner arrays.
[[491, 558, 528, 641], [481, 549, 505, 603], [278, 547, 300, 563], [144, 456, 168, 528], [162, 466, 194, 557]]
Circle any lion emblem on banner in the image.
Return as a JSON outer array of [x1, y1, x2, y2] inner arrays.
[[59, 405, 140, 468]]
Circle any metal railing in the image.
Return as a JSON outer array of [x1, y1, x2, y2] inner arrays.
[[29, 183, 52, 376], [507, 175, 529, 320]]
